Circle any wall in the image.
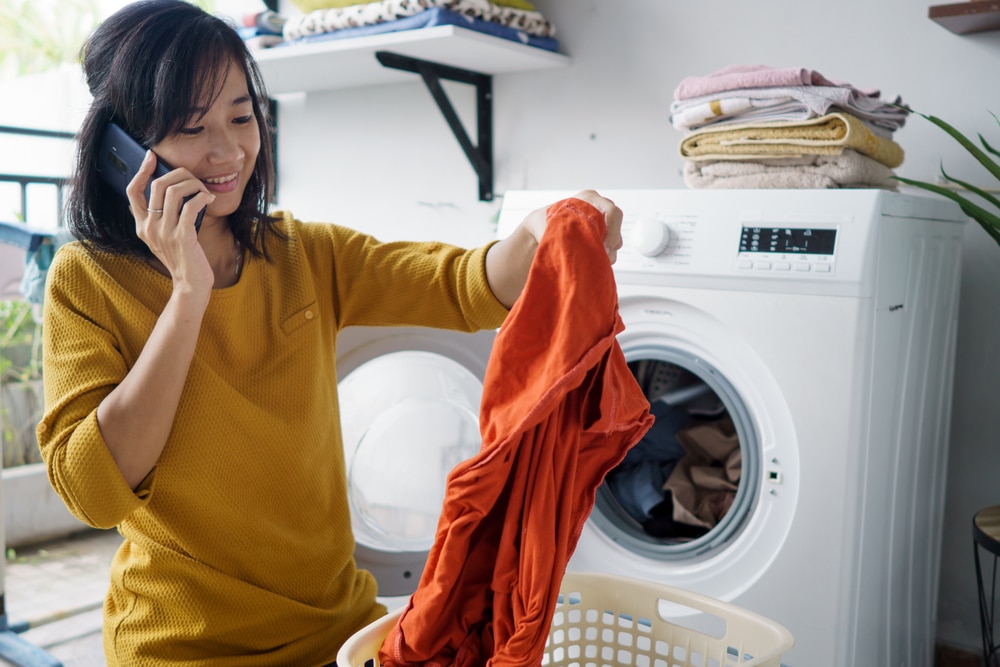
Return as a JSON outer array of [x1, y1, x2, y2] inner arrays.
[[273, 0, 1000, 653]]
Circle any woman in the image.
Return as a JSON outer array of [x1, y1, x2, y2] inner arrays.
[[38, 0, 622, 664]]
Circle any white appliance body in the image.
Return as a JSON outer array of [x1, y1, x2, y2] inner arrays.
[[495, 189, 966, 667]]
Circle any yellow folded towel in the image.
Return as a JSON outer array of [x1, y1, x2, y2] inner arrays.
[[678, 112, 904, 168]]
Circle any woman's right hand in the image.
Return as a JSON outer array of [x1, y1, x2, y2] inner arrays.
[[127, 150, 216, 294], [101, 149, 218, 489]]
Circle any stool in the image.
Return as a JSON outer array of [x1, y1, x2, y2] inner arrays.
[[974, 505, 1000, 667]]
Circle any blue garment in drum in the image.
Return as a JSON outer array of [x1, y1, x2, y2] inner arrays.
[[605, 400, 689, 522]]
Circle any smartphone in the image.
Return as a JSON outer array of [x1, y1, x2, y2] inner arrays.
[[97, 122, 206, 231]]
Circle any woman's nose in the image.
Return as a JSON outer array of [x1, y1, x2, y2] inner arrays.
[[207, 129, 244, 162]]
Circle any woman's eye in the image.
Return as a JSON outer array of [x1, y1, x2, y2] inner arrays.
[[178, 127, 203, 136], [234, 115, 253, 125]]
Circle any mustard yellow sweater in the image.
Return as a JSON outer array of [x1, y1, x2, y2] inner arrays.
[[38, 212, 508, 666]]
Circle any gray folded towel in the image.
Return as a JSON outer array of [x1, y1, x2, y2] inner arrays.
[[683, 148, 897, 190]]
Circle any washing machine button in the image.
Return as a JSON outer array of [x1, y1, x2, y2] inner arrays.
[[813, 264, 832, 273], [775, 262, 791, 271], [737, 259, 753, 270], [755, 261, 772, 270], [630, 217, 671, 257], [794, 263, 811, 272]]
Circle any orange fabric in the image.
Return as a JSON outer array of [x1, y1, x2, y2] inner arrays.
[[379, 198, 654, 667]]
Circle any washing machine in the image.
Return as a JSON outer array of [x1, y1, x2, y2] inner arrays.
[[494, 188, 966, 667]]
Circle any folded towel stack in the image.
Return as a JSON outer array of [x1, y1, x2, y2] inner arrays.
[[670, 65, 908, 190]]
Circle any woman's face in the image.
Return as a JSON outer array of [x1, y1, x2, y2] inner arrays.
[[151, 58, 260, 225]]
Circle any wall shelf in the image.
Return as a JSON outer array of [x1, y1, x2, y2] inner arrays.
[[253, 25, 570, 95], [929, 1, 1000, 34], [253, 25, 570, 201]]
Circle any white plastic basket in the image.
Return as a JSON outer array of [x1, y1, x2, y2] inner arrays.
[[337, 571, 794, 667]]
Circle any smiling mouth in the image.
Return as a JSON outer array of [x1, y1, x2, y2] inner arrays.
[[204, 173, 238, 185]]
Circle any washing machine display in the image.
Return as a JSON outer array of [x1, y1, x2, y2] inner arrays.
[[497, 189, 967, 667], [738, 226, 837, 255]]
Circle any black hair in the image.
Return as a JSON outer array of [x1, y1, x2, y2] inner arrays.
[[68, 0, 280, 259]]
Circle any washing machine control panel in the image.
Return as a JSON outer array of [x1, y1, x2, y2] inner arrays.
[[494, 189, 906, 286], [734, 225, 839, 275]]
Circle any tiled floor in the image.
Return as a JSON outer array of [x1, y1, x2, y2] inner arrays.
[[1, 529, 120, 667]]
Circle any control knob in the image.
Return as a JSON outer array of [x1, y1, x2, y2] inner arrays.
[[630, 217, 671, 257]]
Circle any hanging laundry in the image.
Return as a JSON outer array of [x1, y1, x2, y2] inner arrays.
[[379, 198, 654, 667]]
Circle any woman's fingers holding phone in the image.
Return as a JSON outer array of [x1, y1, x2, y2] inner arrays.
[[127, 153, 212, 230], [146, 165, 212, 226], [177, 191, 213, 231], [125, 150, 160, 220]]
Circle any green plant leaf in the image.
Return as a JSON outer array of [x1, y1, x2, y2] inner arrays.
[[940, 165, 1000, 211], [914, 109, 1000, 183], [981, 133, 1000, 161], [893, 175, 1000, 244]]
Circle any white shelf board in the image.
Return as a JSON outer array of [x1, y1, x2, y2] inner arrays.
[[253, 25, 570, 95]]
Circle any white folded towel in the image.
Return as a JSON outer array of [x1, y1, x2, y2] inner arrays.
[[670, 85, 907, 135]]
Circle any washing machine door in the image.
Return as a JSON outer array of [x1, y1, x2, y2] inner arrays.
[[569, 294, 799, 606], [335, 325, 494, 598]]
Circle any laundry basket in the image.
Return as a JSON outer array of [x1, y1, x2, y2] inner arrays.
[[337, 571, 794, 667]]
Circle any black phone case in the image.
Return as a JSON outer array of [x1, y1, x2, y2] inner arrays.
[[97, 123, 206, 231]]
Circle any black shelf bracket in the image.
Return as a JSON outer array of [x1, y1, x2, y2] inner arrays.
[[376, 51, 494, 201]]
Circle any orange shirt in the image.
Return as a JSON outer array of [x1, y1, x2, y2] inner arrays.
[[380, 198, 654, 667]]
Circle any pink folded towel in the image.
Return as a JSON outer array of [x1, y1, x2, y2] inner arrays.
[[674, 64, 879, 101]]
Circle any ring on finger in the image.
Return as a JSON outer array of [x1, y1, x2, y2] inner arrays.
[[147, 207, 164, 214]]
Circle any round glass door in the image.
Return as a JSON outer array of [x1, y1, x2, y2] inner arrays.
[[338, 350, 484, 553], [593, 346, 759, 559]]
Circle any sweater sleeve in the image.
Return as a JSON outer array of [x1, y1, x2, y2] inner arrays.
[[37, 245, 150, 529], [292, 216, 509, 331]]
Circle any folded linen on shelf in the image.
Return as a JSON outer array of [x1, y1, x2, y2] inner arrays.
[[283, 0, 556, 42], [678, 112, 905, 168], [290, 0, 537, 10], [670, 85, 908, 135], [673, 64, 878, 101], [683, 148, 897, 190]]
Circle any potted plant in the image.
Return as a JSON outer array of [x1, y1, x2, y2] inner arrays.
[[893, 110, 1000, 246], [0, 295, 86, 547], [1, 298, 44, 468]]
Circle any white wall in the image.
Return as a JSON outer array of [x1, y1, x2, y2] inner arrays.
[[274, 0, 1000, 653]]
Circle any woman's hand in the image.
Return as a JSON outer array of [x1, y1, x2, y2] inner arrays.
[[570, 189, 624, 264], [100, 150, 218, 489], [127, 150, 216, 293], [486, 189, 624, 308], [519, 189, 623, 264]]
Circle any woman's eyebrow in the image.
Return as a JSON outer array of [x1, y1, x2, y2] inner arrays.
[[189, 95, 252, 118]]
